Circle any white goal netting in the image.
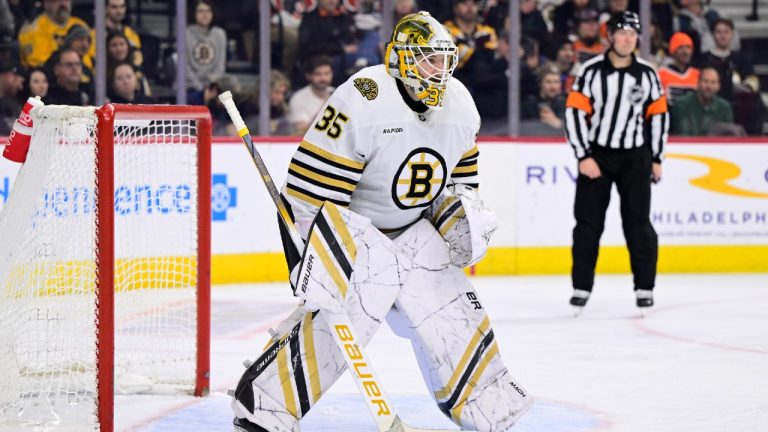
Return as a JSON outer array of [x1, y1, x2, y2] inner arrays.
[[0, 105, 204, 431]]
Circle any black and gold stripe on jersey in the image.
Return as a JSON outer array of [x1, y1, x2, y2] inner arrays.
[[286, 140, 365, 209], [450, 145, 479, 189], [435, 315, 499, 422]]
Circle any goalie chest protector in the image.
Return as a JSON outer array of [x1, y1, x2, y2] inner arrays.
[[287, 65, 480, 232]]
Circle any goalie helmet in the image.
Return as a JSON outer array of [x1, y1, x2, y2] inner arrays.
[[385, 11, 458, 110]]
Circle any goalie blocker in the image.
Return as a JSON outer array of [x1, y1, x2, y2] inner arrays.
[[232, 202, 532, 432]]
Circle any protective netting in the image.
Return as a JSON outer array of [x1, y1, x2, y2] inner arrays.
[[0, 106, 201, 431]]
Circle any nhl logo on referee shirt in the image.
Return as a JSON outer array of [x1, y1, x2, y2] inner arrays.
[[353, 78, 378, 100], [628, 84, 645, 105], [391, 148, 447, 209]]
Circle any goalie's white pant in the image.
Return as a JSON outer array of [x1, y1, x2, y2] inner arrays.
[[232, 219, 532, 432]]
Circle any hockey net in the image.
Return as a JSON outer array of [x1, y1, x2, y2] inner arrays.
[[0, 104, 211, 431]]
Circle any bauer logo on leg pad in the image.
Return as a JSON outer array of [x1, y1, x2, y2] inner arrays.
[[300, 254, 314, 294]]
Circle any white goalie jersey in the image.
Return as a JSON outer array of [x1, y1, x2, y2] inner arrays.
[[281, 65, 481, 234]]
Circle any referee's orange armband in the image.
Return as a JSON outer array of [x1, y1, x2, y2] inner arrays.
[[566, 91, 593, 116], [645, 95, 668, 119]]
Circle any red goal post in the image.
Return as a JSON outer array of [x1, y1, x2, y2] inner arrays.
[[95, 104, 212, 432]]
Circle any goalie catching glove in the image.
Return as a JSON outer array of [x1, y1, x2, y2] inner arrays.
[[425, 184, 498, 268]]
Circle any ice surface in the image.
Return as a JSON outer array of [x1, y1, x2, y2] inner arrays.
[[118, 274, 768, 432]]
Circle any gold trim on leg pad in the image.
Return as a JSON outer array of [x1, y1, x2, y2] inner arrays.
[[450, 342, 500, 423], [277, 344, 298, 417]]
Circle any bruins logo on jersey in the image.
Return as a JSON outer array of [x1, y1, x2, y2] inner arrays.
[[353, 78, 378, 100], [391, 148, 447, 209]]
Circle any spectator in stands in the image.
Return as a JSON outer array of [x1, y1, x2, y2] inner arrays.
[[652, 0, 675, 42], [18, 0, 89, 68], [648, 18, 669, 66], [246, 69, 293, 135], [394, 0, 418, 23], [551, 37, 578, 92], [673, 0, 719, 57], [267, 70, 292, 135], [57, 24, 95, 100], [519, 0, 548, 43], [700, 18, 763, 135], [659, 32, 699, 105], [107, 31, 132, 71], [520, 62, 566, 136], [185, 0, 226, 105], [0, 0, 12, 35], [573, 8, 606, 64], [22, 67, 49, 100], [288, 55, 334, 135], [88, 0, 143, 68], [0, 1, 14, 65], [0, 31, 14, 61], [477, 0, 506, 36], [700, 18, 759, 99], [417, 0, 454, 23], [473, 29, 511, 126], [670, 67, 742, 136], [553, 0, 596, 37], [265, 1, 301, 75], [7, 1, 36, 37], [297, 0, 358, 86], [107, 61, 155, 104], [63, 25, 92, 71], [43, 48, 90, 106], [349, 2, 382, 73], [107, 30, 150, 96], [0, 57, 23, 119], [444, 0, 498, 92], [205, 74, 242, 135], [520, 36, 544, 100]]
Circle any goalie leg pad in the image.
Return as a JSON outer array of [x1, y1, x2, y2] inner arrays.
[[234, 204, 411, 425], [294, 202, 408, 322], [387, 220, 533, 431]]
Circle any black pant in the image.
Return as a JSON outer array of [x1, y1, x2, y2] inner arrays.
[[571, 146, 658, 292]]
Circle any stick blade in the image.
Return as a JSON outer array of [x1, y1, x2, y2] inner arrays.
[[389, 415, 466, 432]]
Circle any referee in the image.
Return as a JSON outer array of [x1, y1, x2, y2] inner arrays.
[[564, 11, 669, 311]]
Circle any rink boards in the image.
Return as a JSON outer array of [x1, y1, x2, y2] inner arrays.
[[2, 137, 767, 282]]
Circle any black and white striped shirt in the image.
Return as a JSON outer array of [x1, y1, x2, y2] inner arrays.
[[565, 54, 669, 162]]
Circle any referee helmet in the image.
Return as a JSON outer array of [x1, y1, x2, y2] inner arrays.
[[607, 11, 641, 35]]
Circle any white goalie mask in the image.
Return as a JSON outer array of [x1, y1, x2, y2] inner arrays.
[[385, 12, 458, 110]]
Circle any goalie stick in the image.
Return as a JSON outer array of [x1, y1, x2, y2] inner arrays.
[[219, 91, 461, 432]]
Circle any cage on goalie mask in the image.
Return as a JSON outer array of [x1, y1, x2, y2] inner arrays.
[[426, 184, 498, 268], [385, 12, 458, 110]]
